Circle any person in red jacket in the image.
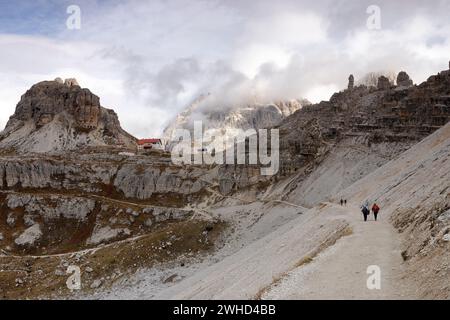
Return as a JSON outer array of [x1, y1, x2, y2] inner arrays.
[[372, 203, 380, 221]]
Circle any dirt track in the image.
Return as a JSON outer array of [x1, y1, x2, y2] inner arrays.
[[263, 204, 417, 299]]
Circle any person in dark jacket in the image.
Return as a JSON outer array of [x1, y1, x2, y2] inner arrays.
[[361, 205, 370, 221], [372, 203, 380, 221], [340, 199, 344, 206]]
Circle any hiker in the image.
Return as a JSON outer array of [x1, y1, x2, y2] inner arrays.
[[372, 203, 380, 221], [344, 199, 347, 206], [340, 199, 344, 206], [361, 202, 370, 221]]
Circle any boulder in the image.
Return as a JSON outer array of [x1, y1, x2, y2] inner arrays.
[[14, 224, 42, 246], [86, 226, 131, 245], [90, 279, 102, 289]]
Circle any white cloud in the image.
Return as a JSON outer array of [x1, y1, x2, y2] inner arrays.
[[241, 11, 328, 47], [232, 11, 328, 78], [232, 44, 292, 78], [305, 84, 339, 103]]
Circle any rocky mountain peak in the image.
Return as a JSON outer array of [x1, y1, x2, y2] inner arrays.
[[164, 95, 307, 137], [377, 75, 392, 90], [0, 78, 136, 153], [11, 78, 100, 129]]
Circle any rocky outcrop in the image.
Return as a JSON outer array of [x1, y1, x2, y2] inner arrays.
[[6, 194, 96, 221], [0, 158, 116, 191], [9, 78, 100, 129], [1, 184, 196, 252], [396, 71, 413, 87], [0, 78, 137, 153], [348, 74, 354, 90], [278, 64, 450, 176], [86, 226, 131, 245], [377, 75, 392, 90], [14, 224, 42, 246], [217, 165, 263, 195], [0, 152, 265, 202], [113, 164, 205, 199], [64, 78, 79, 87]]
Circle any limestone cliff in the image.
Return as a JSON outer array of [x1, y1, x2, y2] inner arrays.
[[0, 78, 136, 153]]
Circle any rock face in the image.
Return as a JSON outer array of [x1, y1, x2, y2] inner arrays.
[[0, 155, 216, 199], [278, 65, 450, 177], [396, 71, 413, 87], [348, 74, 354, 90], [0, 78, 136, 153], [14, 224, 42, 246], [12, 78, 100, 128], [6, 194, 95, 221], [377, 75, 392, 90]]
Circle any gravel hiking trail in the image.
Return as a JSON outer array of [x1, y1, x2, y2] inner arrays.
[[263, 203, 417, 300]]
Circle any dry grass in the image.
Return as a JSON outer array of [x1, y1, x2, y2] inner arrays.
[[0, 219, 227, 299], [294, 255, 314, 268]]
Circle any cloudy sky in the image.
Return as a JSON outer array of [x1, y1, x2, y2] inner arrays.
[[1, 0, 449, 137]]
